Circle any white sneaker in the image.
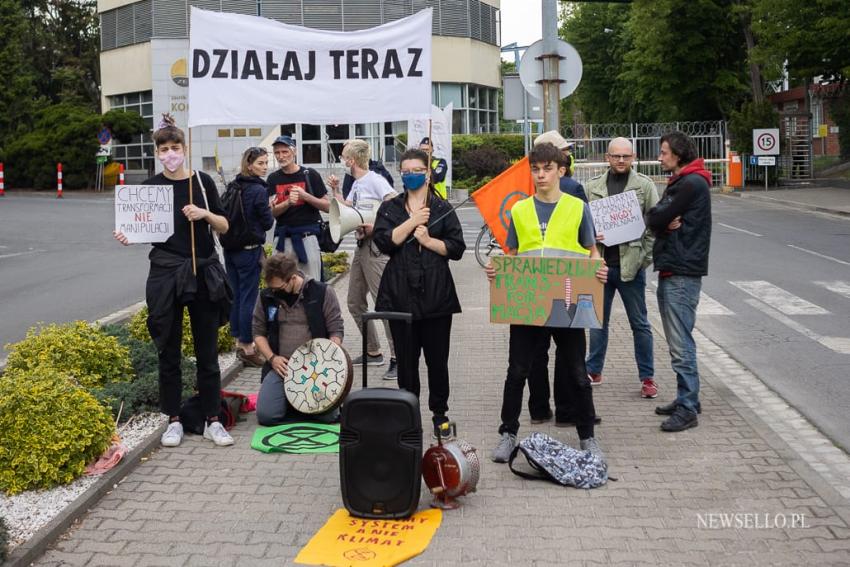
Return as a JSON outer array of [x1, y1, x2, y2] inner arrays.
[[203, 421, 234, 446], [161, 421, 183, 447]]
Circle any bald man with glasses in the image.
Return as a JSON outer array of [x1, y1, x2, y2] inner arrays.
[[585, 137, 660, 399]]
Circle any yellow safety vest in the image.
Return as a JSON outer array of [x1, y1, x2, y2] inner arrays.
[[431, 158, 447, 199], [512, 194, 590, 256]]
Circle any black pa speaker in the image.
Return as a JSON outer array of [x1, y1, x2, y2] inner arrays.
[[339, 388, 422, 518]]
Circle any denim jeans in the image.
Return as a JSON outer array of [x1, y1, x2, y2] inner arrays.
[[586, 266, 654, 380], [657, 275, 702, 413], [224, 247, 263, 344]]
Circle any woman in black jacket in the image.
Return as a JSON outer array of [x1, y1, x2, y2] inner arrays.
[[224, 147, 275, 367], [373, 149, 466, 437]]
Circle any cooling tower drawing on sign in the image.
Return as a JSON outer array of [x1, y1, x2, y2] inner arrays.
[[570, 294, 602, 329], [544, 277, 576, 327]]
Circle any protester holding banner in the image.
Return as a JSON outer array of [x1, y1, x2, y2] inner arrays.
[[268, 135, 329, 281], [418, 137, 448, 200], [525, 130, 589, 426], [485, 142, 608, 464], [112, 113, 233, 448], [585, 137, 659, 398], [252, 253, 344, 425], [225, 147, 275, 368], [373, 148, 466, 438], [332, 139, 398, 378]]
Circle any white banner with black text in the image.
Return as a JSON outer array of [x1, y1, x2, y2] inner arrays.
[[188, 7, 432, 127]]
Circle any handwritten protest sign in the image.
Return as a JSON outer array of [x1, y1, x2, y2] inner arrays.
[[490, 256, 604, 329], [115, 185, 174, 244], [589, 191, 645, 246], [295, 508, 442, 567]]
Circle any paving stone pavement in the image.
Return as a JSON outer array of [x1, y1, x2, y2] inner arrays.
[[37, 254, 850, 566]]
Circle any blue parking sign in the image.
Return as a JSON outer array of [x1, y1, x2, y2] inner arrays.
[[749, 156, 758, 165]]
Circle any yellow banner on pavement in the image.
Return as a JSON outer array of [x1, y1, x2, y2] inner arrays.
[[295, 508, 442, 567]]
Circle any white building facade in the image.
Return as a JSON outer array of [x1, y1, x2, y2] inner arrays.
[[97, 0, 501, 178]]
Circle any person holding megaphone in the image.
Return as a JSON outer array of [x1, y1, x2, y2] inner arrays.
[[331, 139, 399, 379], [372, 148, 466, 439]]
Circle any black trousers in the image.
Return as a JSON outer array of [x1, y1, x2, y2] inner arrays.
[[157, 273, 222, 419], [500, 325, 595, 439], [389, 316, 452, 426]]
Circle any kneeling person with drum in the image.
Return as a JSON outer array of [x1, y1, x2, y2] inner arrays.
[[253, 253, 345, 425]]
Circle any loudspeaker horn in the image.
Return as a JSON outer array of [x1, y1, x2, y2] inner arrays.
[[329, 198, 380, 242]]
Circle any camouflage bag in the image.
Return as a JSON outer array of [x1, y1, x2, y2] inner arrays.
[[508, 432, 607, 489]]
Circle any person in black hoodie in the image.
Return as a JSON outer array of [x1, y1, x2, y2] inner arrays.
[[113, 113, 233, 448], [645, 131, 712, 432], [373, 148, 466, 438], [224, 147, 275, 367]]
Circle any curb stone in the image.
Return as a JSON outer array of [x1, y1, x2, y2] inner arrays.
[[720, 191, 850, 218], [3, 271, 346, 567]]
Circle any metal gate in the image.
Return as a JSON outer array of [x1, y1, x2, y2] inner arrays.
[[779, 112, 813, 180], [562, 121, 727, 189]]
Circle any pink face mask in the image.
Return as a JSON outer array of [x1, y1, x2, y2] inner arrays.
[[158, 149, 185, 173]]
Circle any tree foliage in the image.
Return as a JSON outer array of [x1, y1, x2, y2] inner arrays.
[[0, 0, 38, 158], [5, 105, 147, 189], [751, 0, 850, 85]]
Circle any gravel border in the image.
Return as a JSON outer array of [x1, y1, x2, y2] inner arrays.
[[2, 271, 345, 567], [3, 357, 244, 567]]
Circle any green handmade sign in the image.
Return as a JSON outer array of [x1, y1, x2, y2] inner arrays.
[[490, 256, 604, 328]]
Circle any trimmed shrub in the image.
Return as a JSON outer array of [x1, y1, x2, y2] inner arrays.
[[4, 321, 132, 390], [322, 251, 350, 276], [128, 307, 234, 356], [0, 370, 114, 495], [95, 325, 196, 421], [459, 146, 510, 178]]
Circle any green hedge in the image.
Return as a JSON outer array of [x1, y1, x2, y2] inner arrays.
[[95, 325, 196, 421], [127, 307, 234, 356]]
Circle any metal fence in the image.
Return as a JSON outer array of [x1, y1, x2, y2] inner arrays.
[[563, 121, 728, 188]]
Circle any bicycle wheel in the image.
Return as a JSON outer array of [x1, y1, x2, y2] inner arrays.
[[474, 225, 503, 268]]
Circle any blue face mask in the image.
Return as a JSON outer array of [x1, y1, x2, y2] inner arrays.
[[401, 172, 427, 191]]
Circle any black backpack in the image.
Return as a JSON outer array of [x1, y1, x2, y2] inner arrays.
[[218, 179, 254, 251]]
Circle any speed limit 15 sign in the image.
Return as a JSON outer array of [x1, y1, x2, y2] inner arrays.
[[753, 128, 779, 156]]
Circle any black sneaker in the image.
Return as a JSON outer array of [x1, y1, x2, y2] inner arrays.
[[655, 401, 702, 416], [431, 418, 454, 441], [382, 358, 398, 380], [660, 406, 699, 432], [351, 353, 384, 366]]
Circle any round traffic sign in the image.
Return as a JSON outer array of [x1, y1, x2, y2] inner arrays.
[[97, 127, 112, 145], [518, 39, 583, 100], [756, 133, 775, 152]]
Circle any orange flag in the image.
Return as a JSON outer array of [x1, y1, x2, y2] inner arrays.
[[471, 156, 535, 252]]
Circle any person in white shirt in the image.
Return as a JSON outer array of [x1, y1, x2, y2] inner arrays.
[[331, 139, 398, 379]]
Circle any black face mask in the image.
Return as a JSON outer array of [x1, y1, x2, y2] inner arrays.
[[273, 289, 299, 306]]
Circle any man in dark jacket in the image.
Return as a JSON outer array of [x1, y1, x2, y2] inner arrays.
[[645, 131, 712, 432]]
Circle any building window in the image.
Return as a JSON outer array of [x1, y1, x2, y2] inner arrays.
[[812, 99, 824, 136], [249, 127, 262, 137], [233, 128, 247, 137], [108, 90, 155, 173]]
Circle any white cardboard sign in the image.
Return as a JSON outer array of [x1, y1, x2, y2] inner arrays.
[[115, 185, 174, 243], [589, 191, 646, 246], [188, 8, 432, 126]]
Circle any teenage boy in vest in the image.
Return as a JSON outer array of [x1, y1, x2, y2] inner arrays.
[[486, 142, 609, 464], [252, 253, 344, 425]]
